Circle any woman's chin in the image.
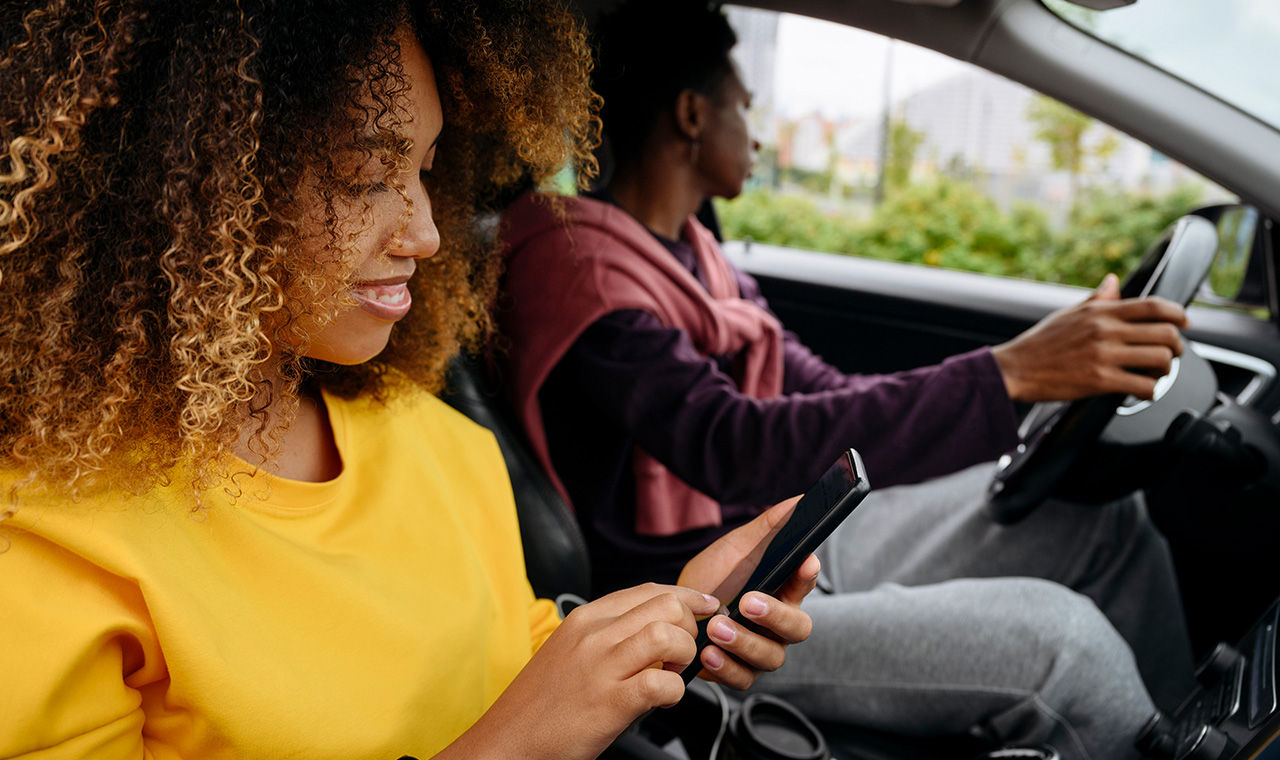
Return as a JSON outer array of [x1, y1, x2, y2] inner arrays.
[[303, 331, 394, 366]]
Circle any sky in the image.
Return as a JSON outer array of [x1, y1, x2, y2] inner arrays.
[[1058, 0, 1280, 129], [771, 14, 967, 121], [756, 0, 1280, 127]]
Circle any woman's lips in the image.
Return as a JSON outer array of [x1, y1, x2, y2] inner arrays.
[[351, 281, 412, 320]]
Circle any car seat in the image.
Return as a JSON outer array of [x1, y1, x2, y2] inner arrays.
[[440, 352, 1004, 760], [441, 351, 591, 601]]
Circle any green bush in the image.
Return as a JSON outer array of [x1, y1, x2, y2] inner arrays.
[[854, 178, 1051, 276], [715, 179, 1205, 289], [714, 190, 863, 253], [1045, 184, 1204, 286]]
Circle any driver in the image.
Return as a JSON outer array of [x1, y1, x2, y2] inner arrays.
[[498, 1, 1196, 756]]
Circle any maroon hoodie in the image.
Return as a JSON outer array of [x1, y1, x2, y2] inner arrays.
[[501, 192, 785, 536], [500, 192, 1019, 592]]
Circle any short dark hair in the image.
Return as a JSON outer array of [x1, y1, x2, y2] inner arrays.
[[593, 0, 738, 170]]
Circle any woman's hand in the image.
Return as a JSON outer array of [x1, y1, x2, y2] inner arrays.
[[440, 583, 720, 760], [441, 501, 817, 759], [678, 498, 819, 689]]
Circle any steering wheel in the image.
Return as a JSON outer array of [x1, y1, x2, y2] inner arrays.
[[986, 215, 1220, 524]]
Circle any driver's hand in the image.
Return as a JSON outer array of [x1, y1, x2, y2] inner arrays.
[[677, 499, 818, 690], [991, 273, 1189, 403]]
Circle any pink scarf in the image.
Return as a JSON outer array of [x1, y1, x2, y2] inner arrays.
[[500, 193, 784, 536]]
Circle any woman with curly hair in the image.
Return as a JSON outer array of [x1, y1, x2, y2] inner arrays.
[[0, 1, 816, 757]]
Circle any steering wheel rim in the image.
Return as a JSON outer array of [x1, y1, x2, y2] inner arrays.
[[986, 215, 1220, 524]]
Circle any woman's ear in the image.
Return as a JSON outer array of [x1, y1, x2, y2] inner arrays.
[[673, 88, 705, 143]]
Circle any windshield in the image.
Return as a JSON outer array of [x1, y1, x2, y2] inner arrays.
[[1043, 0, 1280, 131]]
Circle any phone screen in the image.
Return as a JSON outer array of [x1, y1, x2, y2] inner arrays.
[[682, 449, 867, 683], [706, 450, 862, 610]]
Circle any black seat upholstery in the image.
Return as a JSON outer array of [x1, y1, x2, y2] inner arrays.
[[440, 352, 591, 601]]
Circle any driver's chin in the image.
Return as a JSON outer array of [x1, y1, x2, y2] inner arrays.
[[718, 176, 748, 201]]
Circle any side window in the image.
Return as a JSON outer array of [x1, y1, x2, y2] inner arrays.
[[720, 6, 1236, 291]]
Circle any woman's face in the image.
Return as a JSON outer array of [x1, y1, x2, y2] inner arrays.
[[297, 31, 443, 366], [697, 62, 759, 201]]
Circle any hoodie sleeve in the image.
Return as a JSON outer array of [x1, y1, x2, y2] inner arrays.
[[540, 308, 1020, 508]]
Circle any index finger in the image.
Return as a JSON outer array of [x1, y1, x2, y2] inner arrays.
[[678, 497, 800, 593], [1107, 297, 1189, 327], [589, 582, 720, 620], [718, 497, 801, 557]]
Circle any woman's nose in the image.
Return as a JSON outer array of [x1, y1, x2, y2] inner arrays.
[[393, 186, 440, 260]]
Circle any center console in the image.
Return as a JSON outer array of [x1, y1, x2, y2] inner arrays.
[[1140, 598, 1279, 760]]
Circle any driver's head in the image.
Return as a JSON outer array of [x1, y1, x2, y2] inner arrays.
[[594, 0, 757, 199]]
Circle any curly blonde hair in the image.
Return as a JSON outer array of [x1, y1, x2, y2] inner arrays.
[[0, 0, 599, 503]]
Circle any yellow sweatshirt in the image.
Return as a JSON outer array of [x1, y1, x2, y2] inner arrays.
[[0, 388, 558, 759]]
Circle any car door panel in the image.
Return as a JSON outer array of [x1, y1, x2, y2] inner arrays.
[[727, 242, 1280, 414]]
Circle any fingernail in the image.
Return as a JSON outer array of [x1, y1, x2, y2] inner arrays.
[[710, 620, 735, 644], [743, 596, 768, 617], [703, 647, 725, 670], [702, 593, 720, 609]]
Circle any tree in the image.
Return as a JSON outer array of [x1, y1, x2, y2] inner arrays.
[[1025, 95, 1117, 209], [823, 127, 839, 200], [884, 118, 924, 196]]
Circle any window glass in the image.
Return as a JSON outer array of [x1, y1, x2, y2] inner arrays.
[[719, 7, 1237, 293], [1043, 0, 1280, 132]]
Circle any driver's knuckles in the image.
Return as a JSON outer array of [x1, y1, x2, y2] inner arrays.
[[1121, 373, 1160, 400], [1136, 296, 1189, 324], [1151, 345, 1180, 368]]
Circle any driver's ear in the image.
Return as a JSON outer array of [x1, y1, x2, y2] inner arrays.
[[673, 88, 706, 143]]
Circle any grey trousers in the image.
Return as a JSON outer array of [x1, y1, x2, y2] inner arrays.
[[753, 463, 1195, 760]]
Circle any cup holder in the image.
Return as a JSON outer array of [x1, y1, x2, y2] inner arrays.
[[726, 693, 830, 760]]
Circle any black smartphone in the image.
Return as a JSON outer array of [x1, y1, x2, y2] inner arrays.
[[682, 448, 870, 683]]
